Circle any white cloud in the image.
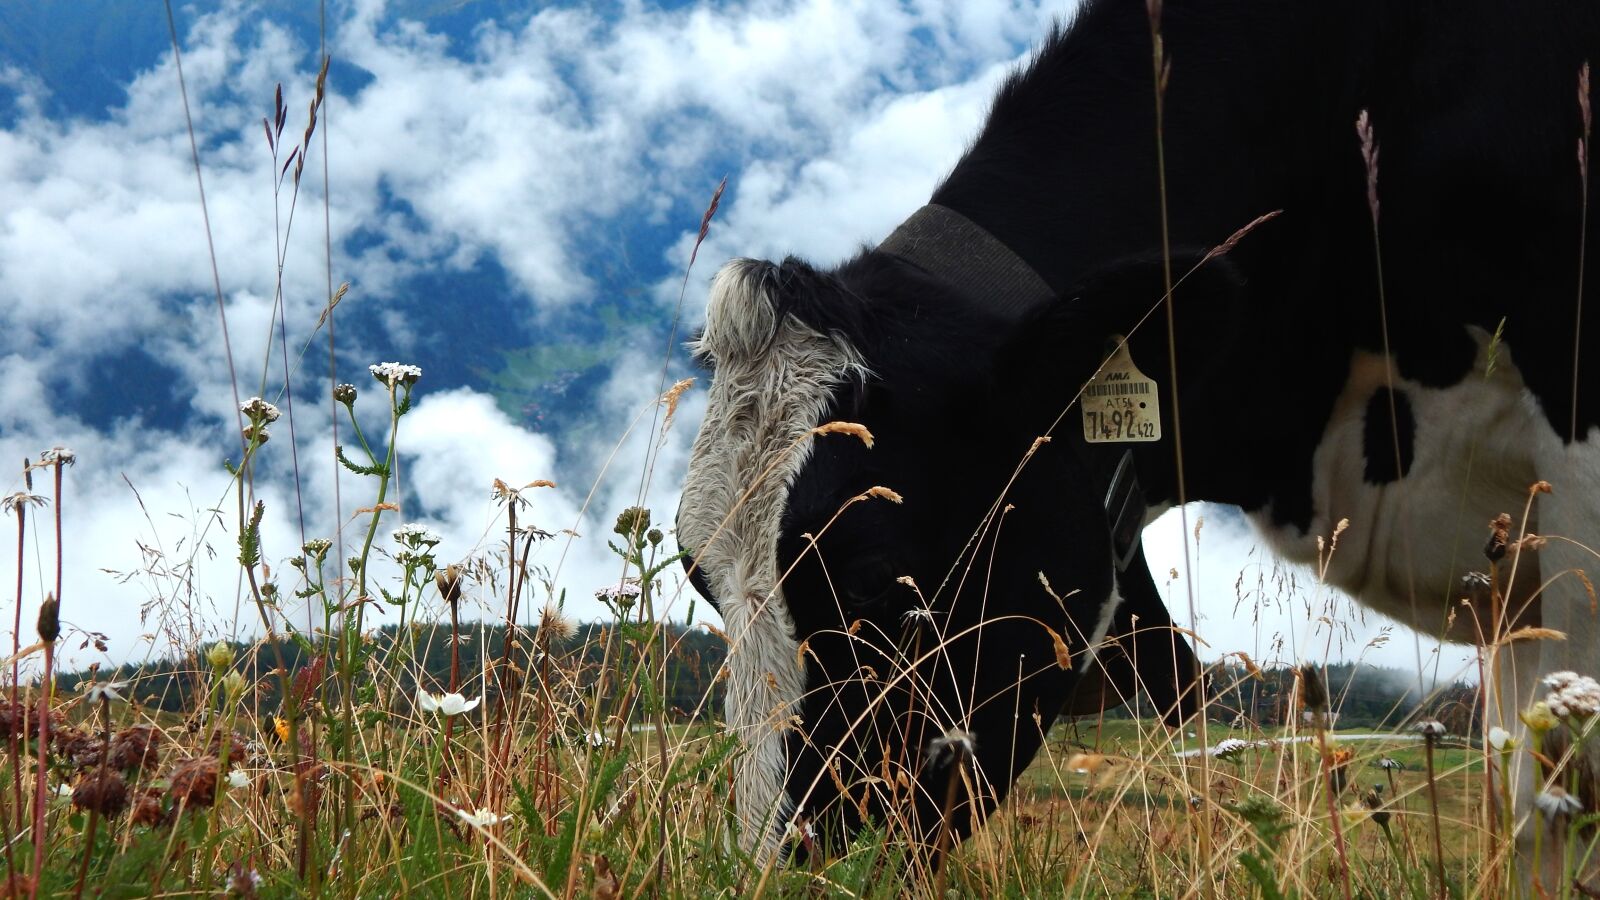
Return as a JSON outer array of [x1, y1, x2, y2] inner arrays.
[[1142, 504, 1479, 682], [2, 0, 1476, 686]]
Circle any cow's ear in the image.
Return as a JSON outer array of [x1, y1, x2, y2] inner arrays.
[[999, 251, 1247, 397], [1062, 251, 1246, 355], [700, 256, 873, 364]]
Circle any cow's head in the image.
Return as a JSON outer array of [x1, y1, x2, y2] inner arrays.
[[677, 228, 1234, 862]]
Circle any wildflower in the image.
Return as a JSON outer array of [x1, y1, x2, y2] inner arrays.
[[1376, 757, 1405, 771], [1523, 701, 1560, 734], [1488, 726, 1515, 751], [782, 819, 818, 845], [72, 770, 129, 816], [901, 607, 937, 626], [51, 725, 104, 768], [393, 523, 441, 549], [1413, 719, 1448, 738], [1362, 786, 1392, 827], [539, 603, 576, 643], [167, 756, 221, 809], [129, 788, 166, 827], [225, 769, 250, 790], [434, 565, 463, 608], [81, 680, 130, 705], [1542, 671, 1600, 720], [52, 784, 73, 801], [369, 361, 422, 387], [219, 671, 247, 699], [1188, 794, 1205, 809], [270, 717, 290, 744], [238, 397, 281, 424], [613, 506, 651, 537], [1211, 738, 1253, 760], [226, 865, 262, 896], [37, 593, 59, 642], [456, 807, 512, 828], [332, 383, 357, 405], [107, 724, 162, 772], [584, 731, 614, 748], [1, 491, 46, 516], [1298, 664, 1328, 713], [302, 537, 332, 559], [38, 446, 76, 467], [595, 580, 642, 608], [416, 689, 480, 718], [927, 728, 977, 769], [1534, 786, 1585, 820], [206, 641, 236, 671], [242, 425, 270, 445]]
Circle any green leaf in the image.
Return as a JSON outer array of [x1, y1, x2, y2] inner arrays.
[[335, 444, 387, 477]]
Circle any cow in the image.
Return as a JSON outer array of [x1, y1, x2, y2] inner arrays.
[[676, 0, 1600, 867]]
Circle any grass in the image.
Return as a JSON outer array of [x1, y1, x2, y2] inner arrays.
[[5, 7, 1600, 899]]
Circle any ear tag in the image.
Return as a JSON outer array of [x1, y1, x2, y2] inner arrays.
[[1082, 336, 1161, 443]]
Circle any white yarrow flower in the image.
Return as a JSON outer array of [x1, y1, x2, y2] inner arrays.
[[239, 397, 282, 423], [226, 769, 251, 789], [369, 361, 422, 387], [457, 807, 511, 828], [1210, 737, 1253, 760], [595, 581, 642, 603], [584, 730, 614, 748], [416, 689, 480, 717], [39, 446, 76, 467], [393, 523, 441, 547], [1542, 671, 1600, 720]]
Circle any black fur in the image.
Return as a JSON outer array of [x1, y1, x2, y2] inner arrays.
[[683, 0, 1600, 858]]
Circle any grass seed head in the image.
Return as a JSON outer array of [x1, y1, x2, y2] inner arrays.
[[813, 421, 875, 448]]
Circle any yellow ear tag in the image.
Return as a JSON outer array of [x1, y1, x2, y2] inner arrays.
[[1082, 337, 1161, 443]]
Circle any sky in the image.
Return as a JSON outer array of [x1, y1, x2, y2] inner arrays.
[[0, 0, 1475, 686]]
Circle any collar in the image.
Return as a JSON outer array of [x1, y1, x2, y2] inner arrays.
[[879, 203, 1147, 572], [877, 204, 1056, 319]]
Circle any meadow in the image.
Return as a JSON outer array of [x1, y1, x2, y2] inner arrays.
[[5, 15, 1599, 900]]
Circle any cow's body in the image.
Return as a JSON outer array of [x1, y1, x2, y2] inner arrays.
[[678, 0, 1600, 863]]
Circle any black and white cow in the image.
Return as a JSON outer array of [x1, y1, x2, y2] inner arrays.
[[677, 0, 1600, 863]]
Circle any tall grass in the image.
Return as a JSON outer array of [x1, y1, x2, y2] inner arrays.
[[4, 13, 1599, 900]]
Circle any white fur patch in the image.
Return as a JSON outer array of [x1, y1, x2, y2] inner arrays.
[[679, 259, 866, 858], [1253, 327, 1545, 637]]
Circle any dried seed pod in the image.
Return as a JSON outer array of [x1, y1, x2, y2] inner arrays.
[[71, 770, 129, 817], [167, 756, 220, 809], [107, 724, 163, 772]]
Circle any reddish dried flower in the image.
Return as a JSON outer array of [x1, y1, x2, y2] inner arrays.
[[129, 788, 167, 827], [210, 730, 249, 763], [71, 770, 129, 817], [168, 756, 220, 809], [107, 724, 163, 772], [51, 725, 106, 769], [0, 702, 60, 741]]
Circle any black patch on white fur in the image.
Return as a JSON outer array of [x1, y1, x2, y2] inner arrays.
[[1362, 387, 1415, 484]]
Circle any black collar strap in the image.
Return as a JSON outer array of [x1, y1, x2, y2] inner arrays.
[[877, 204, 1056, 320], [879, 203, 1147, 573]]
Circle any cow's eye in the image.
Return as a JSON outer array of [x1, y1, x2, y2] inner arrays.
[[841, 557, 897, 609], [680, 553, 718, 609]]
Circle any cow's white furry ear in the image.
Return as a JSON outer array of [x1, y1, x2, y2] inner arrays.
[[700, 259, 779, 363]]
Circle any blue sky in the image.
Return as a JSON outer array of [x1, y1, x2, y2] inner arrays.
[[0, 0, 1474, 685]]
